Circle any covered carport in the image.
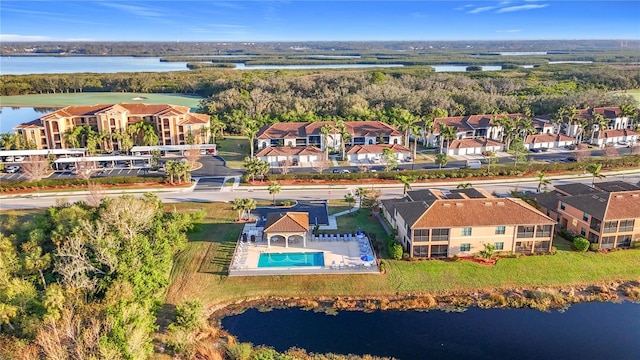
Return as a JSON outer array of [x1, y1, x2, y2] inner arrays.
[[130, 144, 216, 156], [53, 155, 152, 170]]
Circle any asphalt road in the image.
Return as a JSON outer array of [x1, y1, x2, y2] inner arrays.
[[2, 170, 639, 211]]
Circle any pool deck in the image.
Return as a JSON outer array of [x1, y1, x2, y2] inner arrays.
[[229, 225, 379, 276]]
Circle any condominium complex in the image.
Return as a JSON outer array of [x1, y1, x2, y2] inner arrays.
[[13, 103, 210, 150]]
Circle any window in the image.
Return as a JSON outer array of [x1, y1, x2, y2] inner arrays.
[[601, 236, 616, 246], [413, 246, 428, 258], [516, 241, 533, 253], [580, 228, 586, 236], [603, 221, 618, 233], [495, 226, 505, 235], [430, 245, 448, 258], [616, 235, 632, 248], [619, 219, 635, 232], [560, 202, 566, 210], [517, 226, 534, 238], [583, 212, 589, 222], [414, 229, 429, 242], [462, 227, 472, 236], [534, 241, 551, 253], [494, 242, 504, 250], [536, 225, 552, 237], [460, 243, 471, 251], [431, 228, 450, 241], [588, 232, 599, 243]]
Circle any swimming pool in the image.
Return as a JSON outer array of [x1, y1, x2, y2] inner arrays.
[[258, 252, 325, 268]]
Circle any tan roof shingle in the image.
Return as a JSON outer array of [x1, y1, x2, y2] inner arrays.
[[264, 212, 310, 232]]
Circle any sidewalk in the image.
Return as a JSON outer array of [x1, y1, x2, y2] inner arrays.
[[319, 200, 360, 230]]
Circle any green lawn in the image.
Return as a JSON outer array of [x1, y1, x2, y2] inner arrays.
[[164, 201, 640, 307], [215, 136, 250, 169], [0, 92, 203, 108], [619, 89, 640, 105]]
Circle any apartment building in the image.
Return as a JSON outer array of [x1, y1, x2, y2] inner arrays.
[[13, 103, 210, 150], [535, 181, 640, 249], [381, 189, 555, 259]]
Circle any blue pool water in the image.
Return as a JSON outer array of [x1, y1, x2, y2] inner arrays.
[[258, 252, 324, 268]]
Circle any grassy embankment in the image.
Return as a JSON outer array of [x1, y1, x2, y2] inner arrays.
[[163, 201, 640, 307], [0, 92, 202, 108]]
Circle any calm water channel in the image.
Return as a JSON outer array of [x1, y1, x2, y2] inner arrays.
[[221, 302, 640, 359]]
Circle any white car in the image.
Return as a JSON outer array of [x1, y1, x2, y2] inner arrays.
[[5, 166, 20, 173], [4, 156, 14, 162], [14, 156, 25, 162]]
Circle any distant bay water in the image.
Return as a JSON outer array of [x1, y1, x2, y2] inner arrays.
[[0, 56, 524, 75]]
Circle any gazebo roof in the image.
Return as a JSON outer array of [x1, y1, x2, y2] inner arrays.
[[263, 212, 309, 233]]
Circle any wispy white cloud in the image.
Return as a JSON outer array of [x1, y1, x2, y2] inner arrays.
[[496, 4, 549, 13], [0, 34, 53, 41], [464, 1, 549, 14], [100, 3, 164, 17], [468, 6, 498, 14], [454, 4, 475, 11], [497, 29, 522, 33]]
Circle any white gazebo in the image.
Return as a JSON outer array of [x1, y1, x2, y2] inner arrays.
[[263, 212, 310, 248]]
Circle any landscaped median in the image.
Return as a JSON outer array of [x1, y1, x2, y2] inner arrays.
[[0, 176, 194, 196]]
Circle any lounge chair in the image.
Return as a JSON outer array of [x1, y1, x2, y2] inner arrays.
[[331, 260, 338, 269], [339, 261, 345, 269]]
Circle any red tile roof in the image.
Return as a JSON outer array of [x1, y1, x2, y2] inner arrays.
[[256, 121, 401, 140], [603, 191, 640, 220], [598, 129, 639, 139], [346, 144, 410, 154], [448, 138, 503, 149], [264, 212, 310, 233], [256, 146, 323, 157], [525, 133, 575, 144], [412, 198, 554, 228]]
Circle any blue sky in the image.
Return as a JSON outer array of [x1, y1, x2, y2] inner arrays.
[[1, 1, 638, 42]]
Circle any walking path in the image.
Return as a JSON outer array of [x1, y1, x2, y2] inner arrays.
[[319, 200, 360, 230], [220, 175, 241, 192]]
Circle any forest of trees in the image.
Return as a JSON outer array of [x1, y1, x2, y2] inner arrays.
[[0, 194, 203, 359]]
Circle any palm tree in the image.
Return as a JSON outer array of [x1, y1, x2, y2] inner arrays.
[[457, 183, 472, 189], [242, 198, 257, 221], [209, 115, 227, 143], [242, 120, 259, 159], [435, 153, 448, 169], [438, 123, 456, 154], [339, 123, 351, 161], [516, 117, 535, 141], [344, 193, 355, 215], [320, 123, 333, 160], [389, 107, 416, 146], [396, 175, 415, 195], [268, 181, 281, 205], [231, 198, 245, 221], [496, 115, 517, 150], [536, 172, 551, 193], [411, 125, 422, 164], [575, 118, 589, 144], [586, 163, 605, 186], [591, 113, 608, 144], [423, 108, 447, 146]]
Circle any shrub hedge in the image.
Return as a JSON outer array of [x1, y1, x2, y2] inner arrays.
[[263, 156, 640, 182], [0, 176, 165, 192]]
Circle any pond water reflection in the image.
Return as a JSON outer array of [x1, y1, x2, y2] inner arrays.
[[221, 302, 640, 359]]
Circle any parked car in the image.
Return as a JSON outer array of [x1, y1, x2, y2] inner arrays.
[[617, 141, 629, 148], [14, 156, 26, 162], [4, 156, 14, 162], [340, 169, 350, 174], [5, 166, 20, 173], [564, 144, 577, 150], [566, 157, 577, 162]]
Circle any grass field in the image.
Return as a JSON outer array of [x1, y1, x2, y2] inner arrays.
[[615, 89, 640, 105], [163, 201, 640, 307], [0, 92, 203, 108], [215, 136, 250, 169]]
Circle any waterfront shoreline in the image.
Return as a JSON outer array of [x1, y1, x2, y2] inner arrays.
[[207, 279, 640, 325]]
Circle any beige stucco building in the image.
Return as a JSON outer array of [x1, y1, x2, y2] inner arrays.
[[13, 103, 210, 150], [382, 188, 555, 258]]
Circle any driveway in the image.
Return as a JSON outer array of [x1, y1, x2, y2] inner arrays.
[[252, 200, 329, 227]]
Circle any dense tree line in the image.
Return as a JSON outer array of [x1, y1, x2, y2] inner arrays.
[[0, 194, 202, 359]]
